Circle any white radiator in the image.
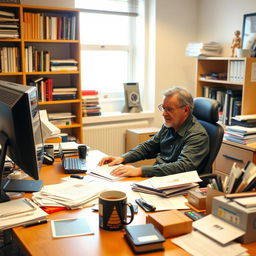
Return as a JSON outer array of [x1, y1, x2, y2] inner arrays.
[[83, 121, 149, 155]]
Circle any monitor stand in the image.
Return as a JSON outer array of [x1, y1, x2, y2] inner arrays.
[[0, 132, 43, 203], [0, 132, 10, 202], [3, 179, 43, 193]]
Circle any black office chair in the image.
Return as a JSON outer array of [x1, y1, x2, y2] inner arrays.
[[192, 97, 224, 178]]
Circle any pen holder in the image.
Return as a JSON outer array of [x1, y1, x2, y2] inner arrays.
[[206, 185, 225, 214]]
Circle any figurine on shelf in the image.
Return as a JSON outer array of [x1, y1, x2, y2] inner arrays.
[[231, 30, 242, 57]]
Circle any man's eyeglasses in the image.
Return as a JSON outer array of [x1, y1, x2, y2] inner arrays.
[[158, 104, 186, 114]]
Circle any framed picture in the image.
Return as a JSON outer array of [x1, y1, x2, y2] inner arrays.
[[242, 12, 256, 57], [122, 83, 143, 113]]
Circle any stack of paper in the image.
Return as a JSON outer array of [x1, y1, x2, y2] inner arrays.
[[132, 171, 201, 197], [172, 230, 248, 256], [221, 162, 256, 193], [32, 180, 107, 209], [0, 198, 48, 230], [224, 125, 256, 145], [185, 42, 222, 57], [39, 110, 61, 141]]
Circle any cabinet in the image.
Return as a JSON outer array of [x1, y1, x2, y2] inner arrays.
[[196, 57, 256, 175], [0, 3, 83, 143], [125, 127, 159, 167], [214, 140, 256, 179]]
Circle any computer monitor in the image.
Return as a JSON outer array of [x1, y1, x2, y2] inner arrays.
[[0, 80, 44, 202]]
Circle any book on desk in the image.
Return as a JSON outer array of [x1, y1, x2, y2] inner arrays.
[[124, 223, 165, 254]]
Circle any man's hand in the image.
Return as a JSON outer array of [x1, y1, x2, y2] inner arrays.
[[98, 156, 124, 166], [110, 165, 142, 177]]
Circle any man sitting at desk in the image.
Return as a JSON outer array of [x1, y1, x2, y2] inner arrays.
[[99, 87, 209, 177]]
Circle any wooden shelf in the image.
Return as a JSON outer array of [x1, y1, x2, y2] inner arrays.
[[24, 39, 79, 43], [39, 99, 81, 105], [0, 4, 83, 143]]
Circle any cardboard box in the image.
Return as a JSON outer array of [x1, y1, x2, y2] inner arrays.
[[146, 210, 192, 238], [187, 189, 206, 210], [206, 185, 225, 214]]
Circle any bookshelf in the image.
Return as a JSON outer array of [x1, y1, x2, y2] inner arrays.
[[196, 57, 256, 177], [0, 3, 83, 143], [196, 57, 256, 122]]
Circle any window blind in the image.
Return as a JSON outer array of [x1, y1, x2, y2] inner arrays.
[[75, 0, 140, 16]]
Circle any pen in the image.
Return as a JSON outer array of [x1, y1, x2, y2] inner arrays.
[[141, 199, 156, 211], [70, 174, 84, 179], [136, 199, 156, 211], [23, 219, 48, 228]]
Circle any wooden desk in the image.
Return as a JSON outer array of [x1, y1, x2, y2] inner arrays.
[[12, 161, 256, 256]]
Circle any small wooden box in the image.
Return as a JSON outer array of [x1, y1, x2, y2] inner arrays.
[[146, 210, 192, 238]]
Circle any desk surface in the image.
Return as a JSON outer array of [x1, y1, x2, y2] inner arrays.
[[12, 161, 256, 256]]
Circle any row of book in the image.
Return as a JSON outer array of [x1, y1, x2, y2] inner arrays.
[[28, 77, 78, 102], [229, 60, 245, 83], [25, 45, 50, 72], [0, 46, 20, 73], [0, 10, 19, 39], [25, 45, 78, 72], [82, 90, 101, 117], [23, 12, 77, 40], [202, 86, 242, 125]]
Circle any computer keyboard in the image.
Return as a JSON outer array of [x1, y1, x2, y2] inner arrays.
[[63, 158, 87, 174]]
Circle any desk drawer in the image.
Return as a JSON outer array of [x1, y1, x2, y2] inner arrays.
[[215, 143, 253, 175]]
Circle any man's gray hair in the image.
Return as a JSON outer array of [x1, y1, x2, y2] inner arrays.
[[162, 86, 194, 111]]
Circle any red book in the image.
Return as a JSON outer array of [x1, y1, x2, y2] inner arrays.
[[41, 206, 67, 214], [48, 78, 53, 101], [82, 90, 98, 96]]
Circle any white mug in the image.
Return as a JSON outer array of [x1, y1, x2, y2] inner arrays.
[[236, 48, 251, 57]]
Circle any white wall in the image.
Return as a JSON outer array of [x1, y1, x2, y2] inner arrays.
[[197, 0, 256, 56], [152, 0, 199, 126]]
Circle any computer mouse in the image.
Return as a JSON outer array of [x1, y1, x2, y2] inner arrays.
[[43, 152, 54, 165]]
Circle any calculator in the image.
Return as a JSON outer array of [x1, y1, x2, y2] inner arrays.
[[184, 211, 205, 221]]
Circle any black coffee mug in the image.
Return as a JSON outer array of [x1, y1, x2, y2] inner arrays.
[[99, 190, 134, 231], [43, 144, 54, 158], [78, 145, 87, 159]]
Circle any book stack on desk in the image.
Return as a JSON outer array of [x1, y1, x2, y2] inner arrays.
[[131, 171, 201, 197], [0, 198, 48, 230], [231, 114, 256, 127], [32, 179, 107, 209], [224, 125, 256, 145], [124, 223, 165, 254]]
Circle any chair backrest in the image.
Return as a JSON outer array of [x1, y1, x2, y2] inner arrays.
[[192, 97, 224, 174]]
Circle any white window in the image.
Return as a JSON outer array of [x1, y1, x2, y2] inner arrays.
[[75, 0, 145, 112]]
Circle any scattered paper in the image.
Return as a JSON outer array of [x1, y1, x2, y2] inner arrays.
[[139, 193, 189, 211], [172, 230, 248, 256], [192, 214, 245, 245]]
